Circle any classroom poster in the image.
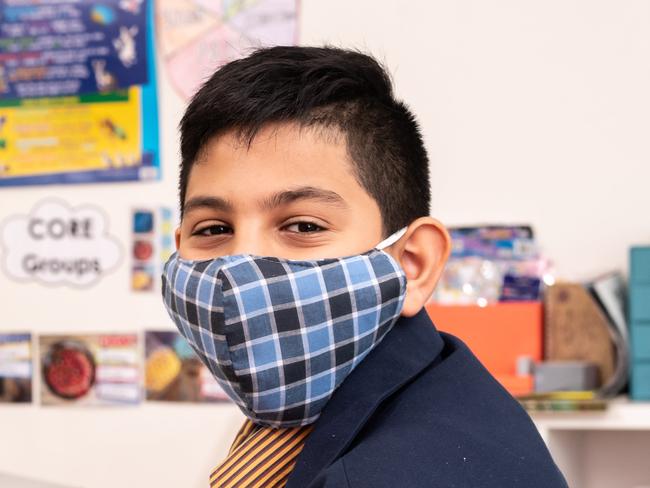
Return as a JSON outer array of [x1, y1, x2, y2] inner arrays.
[[40, 333, 140, 406], [157, 0, 299, 100], [0, 333, 32, 403], [0, 0, 159, 186], [145, 330, 230, 403], [0, 0, 148, 99]]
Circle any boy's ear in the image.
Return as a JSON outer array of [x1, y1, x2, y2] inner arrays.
[[386, 217, 451, 317], [175, 227, 181, 250]]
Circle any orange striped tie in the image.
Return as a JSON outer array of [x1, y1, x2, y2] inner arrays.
[[209, 420, 314, 488]]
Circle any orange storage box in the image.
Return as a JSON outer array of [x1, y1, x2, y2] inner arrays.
[[425, 301, 543, 396]]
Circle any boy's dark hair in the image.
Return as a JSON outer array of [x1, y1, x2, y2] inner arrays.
[[179, 46, 430, 235]]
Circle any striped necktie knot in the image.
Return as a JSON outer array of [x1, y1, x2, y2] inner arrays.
[[210, 420, 314, 488]]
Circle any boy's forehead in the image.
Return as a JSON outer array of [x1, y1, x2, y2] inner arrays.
[[195, 123, 348, 174], [185, 123, 374, 210]]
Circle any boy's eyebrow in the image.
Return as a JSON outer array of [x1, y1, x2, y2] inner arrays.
[[184, 195, 234, 214], [261, 186, 348, 210], [183, 186, 348, 215]]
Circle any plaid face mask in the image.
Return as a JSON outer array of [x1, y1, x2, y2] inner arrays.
[[161, 228, 407, 428]]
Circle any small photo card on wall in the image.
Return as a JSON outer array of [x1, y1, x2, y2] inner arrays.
[[39, 333, 140, 406], [0, 333, 33, 403], [131, 207, 176, 292], [145, 330, 230, 403]]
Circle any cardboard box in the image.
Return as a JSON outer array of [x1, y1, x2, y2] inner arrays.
[[545, 283, 615, 387]]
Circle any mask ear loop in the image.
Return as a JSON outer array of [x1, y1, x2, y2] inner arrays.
[[375, 227, 408, 250]]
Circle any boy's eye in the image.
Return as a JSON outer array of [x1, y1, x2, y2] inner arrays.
[[284, 221, 324, 233], [192, 224, 233, 236]]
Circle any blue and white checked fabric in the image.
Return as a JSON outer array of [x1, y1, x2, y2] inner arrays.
[[162, 249, 407, 428]]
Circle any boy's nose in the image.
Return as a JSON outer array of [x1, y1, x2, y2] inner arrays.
[[227, 229, 273, 257]]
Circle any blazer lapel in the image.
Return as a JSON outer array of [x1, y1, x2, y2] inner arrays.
[[286, 309, 444, 488]]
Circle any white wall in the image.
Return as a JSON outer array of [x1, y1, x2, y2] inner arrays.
[[1, 1, 650, 487]]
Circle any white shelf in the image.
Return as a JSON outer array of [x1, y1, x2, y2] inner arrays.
[[530, 398, 650, 488], [531, 397, 650, 431]]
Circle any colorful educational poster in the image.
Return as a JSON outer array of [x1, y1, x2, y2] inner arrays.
[[0, 333, 32, 403], [131, 207, 177, 292], [0, 0, 159, 186], [145, 330, 230, 403], [0, 0, 148, 99], [0, 199, 122, 288], [157, 0, 299, 99], [0, 88, 157, 183], [40, 333, 140, 406]]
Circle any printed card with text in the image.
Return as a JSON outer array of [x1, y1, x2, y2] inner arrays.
[[0, 333, 32, 403], [40, 333, 140, 406], [145, 330, 230, 403]]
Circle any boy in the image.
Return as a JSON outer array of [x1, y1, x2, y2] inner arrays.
[[162, 46, 567, 487]]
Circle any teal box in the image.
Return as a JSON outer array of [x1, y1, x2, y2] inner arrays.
[[630, 285, 650, 322], [631, 247, 650, 284], [631, 325, 650, 361], [631, 362, 650, 400]]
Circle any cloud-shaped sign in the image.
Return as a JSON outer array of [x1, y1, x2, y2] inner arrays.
[[1, 199, 122, 287]]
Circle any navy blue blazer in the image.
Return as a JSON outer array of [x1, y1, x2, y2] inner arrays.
[[286, 309, 568, 488]]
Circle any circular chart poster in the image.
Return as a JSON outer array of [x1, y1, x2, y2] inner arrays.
[[156, 0, 300, 100]]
